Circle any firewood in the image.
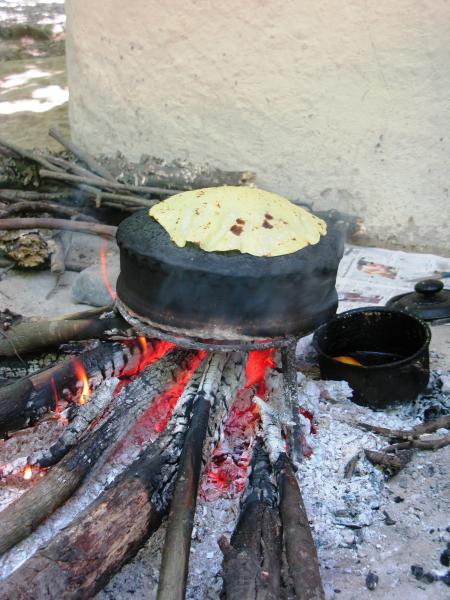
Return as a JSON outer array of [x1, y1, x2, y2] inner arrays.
[[0, 200, 98, 222], [48, 127, 117, 182], [357, 415, 450, 440], [0, 348, 194, 555], [220, 440, 282, 600], [103, 154, 256, 191], [0, 339, 143, 434], [39, 169, 181, 197], [276, 455, 325, 600], [157, 353, 232, 600], [256, 397, 325, 600], [0, 217, 117, 238], [364, 449, 412, 473], [281, 343, 303, 464], [0, 313, 128, 356], [0, 351, 62, 381], [28, 375, 119, 467], [0, 189, 74, 203], [383, 433, 450, 452], [0, 357, 204, 599]]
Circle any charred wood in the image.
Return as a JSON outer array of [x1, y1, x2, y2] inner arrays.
[[256, 397, 325, 600], [0, 354, 205, 599], [276, 455, 325, 600], [157, 353, 231, 600], [0, 351, 61, 382], [364, 449, 412, 474], [28, 377, 119, 467], [0, 348, 194, 555], [0, 313, 128, 356], [0, 339, 146, 434], [0, 358, 202, 600], [220, 440, 282, 600]]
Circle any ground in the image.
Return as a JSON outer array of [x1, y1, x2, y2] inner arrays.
[[0, 3, 449, 599]]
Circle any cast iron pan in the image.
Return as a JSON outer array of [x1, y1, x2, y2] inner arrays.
[[116, 210, 344, 340]]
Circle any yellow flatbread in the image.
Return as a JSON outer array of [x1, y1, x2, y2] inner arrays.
[[149, 186, 326, 257]]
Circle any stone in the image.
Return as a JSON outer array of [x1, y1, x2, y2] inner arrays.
[[71, 258, 120, 307]]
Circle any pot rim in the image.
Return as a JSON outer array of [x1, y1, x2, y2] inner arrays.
[[312, 306, 431, 370]]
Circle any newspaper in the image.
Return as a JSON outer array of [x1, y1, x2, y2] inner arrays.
[[336, 245, 450, 313]]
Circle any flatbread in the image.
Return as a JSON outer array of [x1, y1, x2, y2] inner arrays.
[[149, 186, 326, 257]]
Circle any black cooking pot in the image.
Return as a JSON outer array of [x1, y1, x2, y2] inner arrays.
[[312, 307, 431, 409]]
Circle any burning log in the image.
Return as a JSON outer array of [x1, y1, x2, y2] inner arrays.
[[281, 342, 304, 464], [0, 355, 205, 599], [0, 311, 127, 356], [28, 375, 119, 468], [0, 351, 63, 381], [0, 348, 194, 555], [0, 339, 142, 434], [219, 439, 282, 600], [256, 397, 325, 600], [157, 352, 238, 600]]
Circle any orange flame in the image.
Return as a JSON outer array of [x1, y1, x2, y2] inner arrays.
[[72, 359, 90, 404], [50, 376, 59, 412], [23, 465, 32, 480], [100, 238, 117, 301], [245, 348, 276, 396]]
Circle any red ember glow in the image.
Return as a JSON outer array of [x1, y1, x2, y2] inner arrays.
[[111, 351, 205, 454], [245, 348, 276, 395], [100, 237, 117, 301], [23, 465, 32, 480], [72, 359, 90, 404]]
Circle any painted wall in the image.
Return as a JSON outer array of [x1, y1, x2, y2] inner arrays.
[[65, 0, 450, 254]]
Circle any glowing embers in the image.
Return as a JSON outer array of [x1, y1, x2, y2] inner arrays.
[[72, 359, 90, 405], [245, 348, 276, 395], [201, 349, 276, 500], [113, 351, 205, 455], [22, 465, 32, 480]]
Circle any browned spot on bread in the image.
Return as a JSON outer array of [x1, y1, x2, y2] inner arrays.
[[230, 224, 244, 236], [265, 213, 274, 220], [236, 218, 246, 225], [262, 219, 274, 229]]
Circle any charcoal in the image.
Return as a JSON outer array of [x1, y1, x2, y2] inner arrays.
[[365, 571, 378, 591]]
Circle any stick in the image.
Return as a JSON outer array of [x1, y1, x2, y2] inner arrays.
[[357, 416, 450, 440], [220, 440, 282, 600], [276, 455, 325, 600], [0, 314, 127, 356], [0, 217, 117, 238], [364, 449, 411, 473], [383, 433, 450, 452], [281, 341, 303, 465], [0, 201, 98, 222], [157, 353, 230, 600], [0, 190, 75, 202], [0, 138, 60, 172], [48, 127, 116, 182], [0, 348, 193, 555], [39, 169, 182, 197]]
